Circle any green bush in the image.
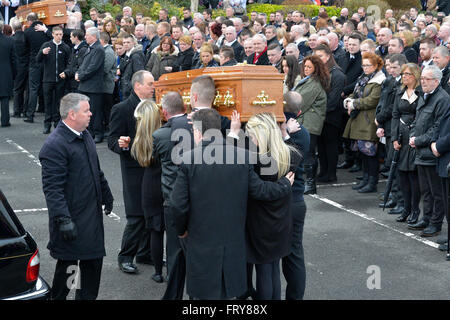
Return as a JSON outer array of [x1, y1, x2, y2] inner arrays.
[[246, 3, 341, 18], [343, 0, 420, 14]]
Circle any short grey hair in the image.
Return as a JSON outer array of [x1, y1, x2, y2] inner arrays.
[[433, 46, 450, 58], [131, 70, 152, 88], [60, 93, 90, 119], [10, 17, 22, 32], [86, 26, 99, 39], [422, 65, 443, 82], [285, 43, 299, 52], [253, 33, 267, 43], [161, 91, 185, 115]]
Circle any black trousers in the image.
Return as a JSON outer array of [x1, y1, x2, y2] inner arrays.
[[318, 123, 340, 178], [282, 201, 307, 300], [417, 165, 445, 226], [43, 81, 65, 128], [81, 92, 103, 138], [305, 133, 318, 167], [398, 170, 421, 214], [0, 97, 10, 126], [51, 258, 103, 300], [13, 67, 28, 116], [162, 205, 186, 300], [25, 63, 43, 119], [117, 216, 151, 263], [103, 93, 113, 132], [361, 153, 379, 179], [442, 178, 449, 225], [255, 260, 281, 300]]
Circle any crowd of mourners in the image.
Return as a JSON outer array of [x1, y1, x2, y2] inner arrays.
[[0, 0, 449, 300]]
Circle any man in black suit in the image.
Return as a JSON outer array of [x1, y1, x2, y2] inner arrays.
[[247, 34, 270, 66], [264, 25, 279, 48], [61, 29, 88, 94], [375, 28, 392, 60], [267, 43, 283, 73], [75, 27, 105, 143], [338, 32, 363, 171], [432, 46, 450, 95], [219, 46, 237, 66], [223, 26, 245, 63], [0, 20, 16, 127], [36, 26, 71, 134], [171, 108, 295, 299], [153, 92, 190, 300], [11, 18, 29, 118], [108, 70, 155, 275], [39, 93, 114, 300], [23, 12, 51, 123]]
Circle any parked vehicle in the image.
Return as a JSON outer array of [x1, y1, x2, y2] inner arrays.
[[0, 189, 50, 300]]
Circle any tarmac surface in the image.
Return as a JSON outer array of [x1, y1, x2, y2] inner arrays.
[[1, 107, 449, 300]]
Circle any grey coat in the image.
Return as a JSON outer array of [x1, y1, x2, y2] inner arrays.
[[102, 44, 116, 94]]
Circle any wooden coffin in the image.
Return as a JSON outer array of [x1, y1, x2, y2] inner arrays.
[[16, 0, 67, 26], [154, 64, 285, 122]]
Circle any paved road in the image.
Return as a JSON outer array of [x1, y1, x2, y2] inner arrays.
[[1, 108, 449, 300]]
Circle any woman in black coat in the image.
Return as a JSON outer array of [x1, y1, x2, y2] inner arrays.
[[130, 100, 165, 283], [193, 42, 219, 69], [391, 63, 422, 223], [314, 44, 346, 182], [245, 112, 301, 300], [173, 35, 194, 72]]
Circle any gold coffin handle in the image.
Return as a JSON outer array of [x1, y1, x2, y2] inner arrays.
[[252, 90, 276, 107]]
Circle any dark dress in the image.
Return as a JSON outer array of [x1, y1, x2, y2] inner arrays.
[[142, 160, 164, 231], [391, 87, 421, 172]]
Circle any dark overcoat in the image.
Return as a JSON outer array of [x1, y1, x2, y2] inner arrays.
[[341, 51, 363, 96], [39, 122, 113, 260], [77, 40, 104, 93], [0, 34, 16, 97], [433, 106, 450, 178], [170, 138, 292, 300], [391, 86, 421, 172], [410, 86, 449, 166], [108, 90, 145, 216]]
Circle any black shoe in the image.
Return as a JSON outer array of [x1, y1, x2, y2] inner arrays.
[[43, 127, 51, 134], [23, 117, 34, 123], [436, 237, 448, 245], [395, 210, 410, 222], [135, 256, 154, 265], [151, 273, 164, 283], [337, 161, 353, 169], [11, 113, 22, 118], [356, 175, 363, 180], [237, 288, 257, 300], [304, 179, 317, 194], [407, 219, 429, 230], [357, 177, 377, 193], [420, 225, 441, 237], [379, 192, 392, 201], [379, 199, 397, 209], [388, 206, 404, 215], [94, 136, 103, 144], [1, 123, 11, 127], [349, 163, 361, 173], [406, 210, 420, 224], [119, 262, 139, 274]]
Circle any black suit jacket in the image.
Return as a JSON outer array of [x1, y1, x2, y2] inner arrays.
[[77, 40, 105, 93], [0, 34, 16, 97], [230, 40, 245, 63], [171, 138, 292, 299], [247, 50, 270, 66], [108, 90, 145, 216], [24, 21, 51, 64], [341, 51, 363, 96]]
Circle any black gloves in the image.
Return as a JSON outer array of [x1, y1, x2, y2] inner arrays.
[[104, 202, 113, 216], [57, 217, 77, 242]]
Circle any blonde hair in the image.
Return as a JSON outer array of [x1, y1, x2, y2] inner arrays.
[[131, 100, 161, 167], [246, 113, 296, 179]]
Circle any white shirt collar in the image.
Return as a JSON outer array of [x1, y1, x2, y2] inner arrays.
[[401, 89, 418, 104], [225, 39, 237, 46], [62, 120, 82, 136], [53, 40, 62, 46]]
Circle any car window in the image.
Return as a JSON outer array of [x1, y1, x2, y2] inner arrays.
[[0, 200, 21, 239]]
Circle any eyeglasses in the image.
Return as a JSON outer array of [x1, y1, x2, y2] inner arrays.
[[401, 72, 413, 76], [362, 64, 373, 68]]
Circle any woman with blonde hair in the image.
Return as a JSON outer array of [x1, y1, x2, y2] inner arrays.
[[193, 42, 219, 68], [131, 100, 165, 283], [397, 30, 418, 63], [391, 63, 422, 224], [244, 112, 301, 300]]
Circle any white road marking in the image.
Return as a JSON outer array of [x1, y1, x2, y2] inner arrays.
[[308, 193, 440, 249], [5, 139, 41, 167], [14, 207, 121, 223]]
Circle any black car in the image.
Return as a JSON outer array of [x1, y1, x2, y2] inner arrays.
[[0, 189, 51, 300]]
